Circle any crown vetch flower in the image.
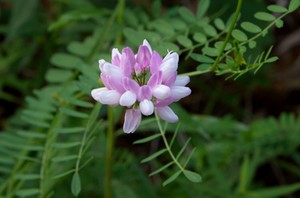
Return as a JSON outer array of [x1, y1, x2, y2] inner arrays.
[[91, 40, 191, 133]]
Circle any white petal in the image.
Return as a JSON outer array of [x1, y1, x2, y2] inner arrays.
[[120, 91, 136, 107], [139, 99, 154, 116], [171, 86, 191, 101], [156, 106, 178, 123], [174, 76, 190, 86], [98, 89, 121, 105], [112, 48, 121, 58], [143, 39, 152, 53], [160, 52, 179, 81], [98, 59, 106, 71], [153, 85, 171, 100], [123, 109, 142, 133], [91, 87, 108, 101], [102, 62, 123, 78]]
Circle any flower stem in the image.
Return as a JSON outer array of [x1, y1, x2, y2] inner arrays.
[[104, 106, 114, 198], [155, 113, 185, 172]]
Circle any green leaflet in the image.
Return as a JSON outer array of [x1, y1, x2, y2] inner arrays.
[[141, 148, 167, 163], [163, 171, 181, 186], [183, 170, 202, 183], [71, 172, 81, 196]]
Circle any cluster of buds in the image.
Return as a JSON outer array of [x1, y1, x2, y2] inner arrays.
[[91, 40, 191, 133]]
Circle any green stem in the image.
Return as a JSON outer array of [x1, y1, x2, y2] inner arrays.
[[183, 0, 243, 77], [211, 0, 243, 70], [104, 106, 114, 198], [155, 113, 185, 172]]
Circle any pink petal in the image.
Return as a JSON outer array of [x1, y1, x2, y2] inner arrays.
[[122, 47, 135, 66], [153, 85, 171, 100], [120, 91, 136, 107], [174, 76, 190, 86], [164, 71, 177, 87], [102, 62, 123, 79], [139, 99, 154, 116], [111, 48, 121, 66], [147, 71, 162, 89], [150, 51, 162, 74], [107, 76, 125, 93], [143, 39, 152, 53], [123, 109, 142, 133], [136, 45, 151, 71], [156, 106, 178, 123], [123, 77, 140, 94], [138, 85, 152, 101]]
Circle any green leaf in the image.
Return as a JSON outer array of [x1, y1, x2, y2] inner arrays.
[[214, 41, 232, 51], [22, 110, 53, 120], [248, 40, 257, 49], [275, 19, 284, 28], [193, 32, 207, 44], [214, 18, 225, 30], [64, 97, 93, 108], [246, 183, 300, 198], [123, 9, 139, 27], [53, 142, 81, 149], [141, 148, 167, 163], [196, 0, 210, 18], [265, 56, 278, 63], [52, 155, 78, 162], [16, 189, 40, 197], [254, 12, 276, 21], [267, 5, 288, 13], [178, 7, 196, 23], [150, 162, 174, 176], [17, 130, 46, 139], [15, 174, 40, 180], [176, 35, 193, 47], [202, 46, 219, 56], [21, 116, 50, 128], [288, 0, 300, 12], [71, 172, 81, 196], [163, 170, 181, 186], [241, 22, 262, 33], [197, 64, 211, 71], [53, 169, 75, 179], [56, 127, 85, 134], [204, 25, 217, 37], [133, 134, 161, 144], [238, 155, 250, 193], [190, 53, 214, 63], [45, 69, 73, 83], [152, 0, 161, 18], [232, 29, 248, 42], [123, 28, 144, 46], [60, 107, 89, 118], [183, 170, 202, 183], [175, 138, 191, 160], [169, 19, 187, 31], [50, 53, 83, 69], [149, 20, 175, 36]]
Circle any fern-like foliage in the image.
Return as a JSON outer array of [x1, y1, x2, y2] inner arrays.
[[134, 114, 201, 186]]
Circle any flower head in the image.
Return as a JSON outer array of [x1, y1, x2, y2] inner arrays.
[[91, 40, 191, 133]]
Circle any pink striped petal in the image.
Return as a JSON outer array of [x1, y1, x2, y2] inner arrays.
[[153, 85, 171, 100], [139, 99, 154, 116], [123, 109, 142, 133], [156, 106, 178, 123], [120, 91, 136, 107]]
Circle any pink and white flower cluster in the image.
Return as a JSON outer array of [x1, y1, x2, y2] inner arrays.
[[91, 40, 191, 133]]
